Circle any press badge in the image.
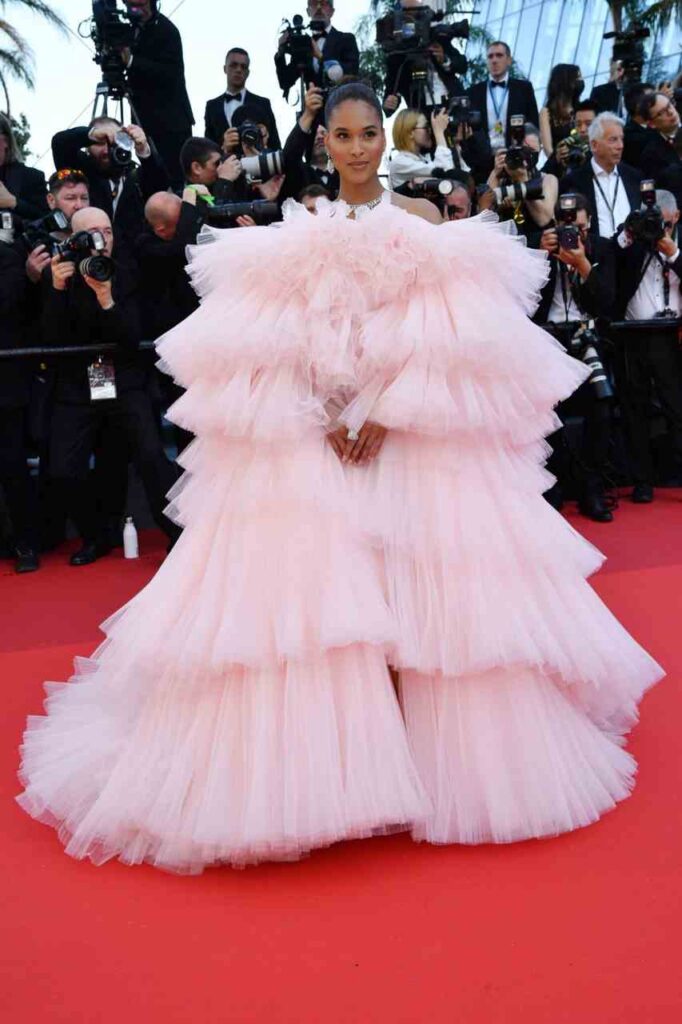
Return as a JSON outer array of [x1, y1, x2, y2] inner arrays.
[[87, 358, 117, 401]]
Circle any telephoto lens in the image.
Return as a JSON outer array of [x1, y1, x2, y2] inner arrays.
[[205, 200, 280, 225], [240, 150, 285, 183], [492, 177, 544, 205], [409, 178, 456, 199], [78, 254, 115, 282]]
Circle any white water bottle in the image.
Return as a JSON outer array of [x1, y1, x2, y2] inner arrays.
[[123, 516, 139, 559]]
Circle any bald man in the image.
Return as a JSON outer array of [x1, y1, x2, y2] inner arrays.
[[44, 206, 181, 564]]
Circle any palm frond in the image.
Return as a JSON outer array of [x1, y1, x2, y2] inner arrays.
[[639, 1, 682, 30], [0, 16, 27, 50], [0, 0, 67, 34], [0, 44, 34, 86]]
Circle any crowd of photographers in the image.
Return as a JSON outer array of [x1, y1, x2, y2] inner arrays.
[[1, 0, 682, 574]]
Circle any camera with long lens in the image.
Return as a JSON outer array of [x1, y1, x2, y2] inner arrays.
[[21, 210, 70, 253], [492, 177, 544, 206], [556, 193, 581, 250], [603, 21, 650, 84], [624, 179, 665, 248], [54, 229, 115, 282], [566, 321, 613, 401], [88, 1, 143, 97], [445, 96, 482, 143], [232, 119, 285, 183], [563, 127, 589, 170], [204, 200, 280, 226], [407, 178, 457, 200]]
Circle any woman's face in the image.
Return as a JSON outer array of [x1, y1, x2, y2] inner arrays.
[[326, 101, 385, 187], [412, 116, 431, 153]]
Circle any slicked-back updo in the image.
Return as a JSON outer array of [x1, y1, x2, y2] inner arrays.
[[325, 82, 384, 127]]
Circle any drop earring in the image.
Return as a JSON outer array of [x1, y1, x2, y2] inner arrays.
[[326, 153, 335, 174]]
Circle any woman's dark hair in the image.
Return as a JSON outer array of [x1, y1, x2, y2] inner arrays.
[[325, 82, 383, 126], [0, 112, 21, 164], [547, 64, 583, 120]]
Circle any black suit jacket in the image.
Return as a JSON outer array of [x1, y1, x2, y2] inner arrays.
[[466, 78, 539, 144], [0, 162, 48, 222], [0, 241, 33, 408], [533, 235, 616, 325], [204, 91, 281, 151], [613, 232, 682, 319], [281, 122, 339, 202], [640, 132, 681, 185], [51, 127, 169, 258], [41, 260, 145, 404], [126, 12, 194, 136], [560, 160, 642, 237], [590, 82, 623, 117], [383, 52, 462, 111], [623, 120, 655, 170], [134, 201, 201, 340], [275, 25, 359, 98]]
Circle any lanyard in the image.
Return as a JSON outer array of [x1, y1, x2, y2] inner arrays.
[[489, 81, 508, 124], [558, 263, 580, 322], [593, 170, 621, 233]]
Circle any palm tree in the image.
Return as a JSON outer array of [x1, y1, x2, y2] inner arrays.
[[609, 0, 682, 32], [1, 0, 67, 114]]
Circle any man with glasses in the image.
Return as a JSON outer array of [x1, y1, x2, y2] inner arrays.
[[205, 48, 281, 154], [467, 41, 538, 150], [639, 92, 682, 184]]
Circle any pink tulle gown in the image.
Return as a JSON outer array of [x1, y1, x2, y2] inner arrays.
[[17, 194, 663, 871]]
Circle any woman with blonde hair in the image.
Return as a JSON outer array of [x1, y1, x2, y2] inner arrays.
[[388, 107, 454, 189]]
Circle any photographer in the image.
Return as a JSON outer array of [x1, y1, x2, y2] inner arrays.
[[561, 113, 641, 238], [467, 40, 538, 150], [275, 1, 359, 101], [205, 48, 281, 153], [52, 117, 168, 259], [483, 122, 558, 240], [441, 180, 471, 221], [179, 136, 283, 218], [382, 0, 465, 117], [0, 113, 48, 222], [622, 82, 655, 169], [282, 84, 339, 199], [117, 1, 194, 189], [542, 100, 597, 181], [0, 239, 40, 573], [612, 188, 682, 502], [534, 195, 617, 521], [44, 206, 179, 565], [387, 108, 455, 190], [639, 91, 681, 184], [23, 170, 91, 286]]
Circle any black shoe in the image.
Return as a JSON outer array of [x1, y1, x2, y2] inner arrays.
[[69, 539, 112, 566], [631, 483, 654, 504], [15, 545, 40, 573], [578, 493, 614, 523]]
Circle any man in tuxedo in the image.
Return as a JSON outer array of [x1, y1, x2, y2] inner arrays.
[[275, 0, 359, 101], [205, 48, 281, 153], [561, 113, 641, 238], [533, 196, 617, 521], [51, 119, 168, 260], [639, 91, 681, 184], [466, 41, 538, 150], [590, 61, 626, 118], [118, 1, 194, 188], [611, 189, 682, 500], [381, 0, 464, 116]]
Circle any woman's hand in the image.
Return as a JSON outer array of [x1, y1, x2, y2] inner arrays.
[[431, 107, 450, 147], [343, 422, 388, 465]]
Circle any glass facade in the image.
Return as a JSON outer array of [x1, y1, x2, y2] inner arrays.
[[467, 0, 682, 108]]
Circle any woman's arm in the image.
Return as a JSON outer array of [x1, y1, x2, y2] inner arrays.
[[539, 107, 554, 159]]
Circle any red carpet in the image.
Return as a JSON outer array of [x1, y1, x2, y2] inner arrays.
[[2, 494, 681, 1024]]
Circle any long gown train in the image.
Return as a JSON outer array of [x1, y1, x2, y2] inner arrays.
[[16, 195, 663, 869]]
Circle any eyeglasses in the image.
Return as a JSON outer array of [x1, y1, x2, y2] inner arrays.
[[413, 124, 430, 132], [653, 102, 674, 119], [55, 168, 87, 181]]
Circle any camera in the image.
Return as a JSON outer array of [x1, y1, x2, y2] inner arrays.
[[503, 115, 530, 171], [603, 21, 650, 84], [446, 96, 482, 137], [21, 210, 70, 253], [624, 179, 665, 248], [205, 200, 280, 226], [408, 178, 457, 199], [239, 150, 285, 183], [491, 177, 544, 206], [109, 129, 135, 168], [280, 13, 326, 82], [88, 1, 143, 97], [566, 321, 613, 401], [54, 229, 115, 282], [562, 127, 589, 170], [238, 121, 264, 151], [556, 193, 580, 250], [0, 211, 14, 243], [375, 3, 468, 99]]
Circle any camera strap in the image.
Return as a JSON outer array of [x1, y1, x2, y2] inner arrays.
[[559, 263, 581, 322], [655, 252, 672, 309], [592, 170, 621, 234]]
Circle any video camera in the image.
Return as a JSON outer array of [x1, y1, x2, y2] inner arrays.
[[376, 2, 468, 99], [87, 1, 144, 98], [280, 13, 343, 97], [54, 229, 115, 282], [603, 21, 650, 84], [204, 200, 280, 226], [625, 179, 665, 248]]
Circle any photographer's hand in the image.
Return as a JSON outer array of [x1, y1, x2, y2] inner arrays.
[[26, 244, 51, 284], [488, 148, 507, 187], [50, 253, 76, 291], [477, 186, 496, 213], [657, 233, 679, 259], [555, 140, 570, 167], [255, 175, 285, 201], [556, 238, 592, 279], [83, 274, 115, 311], [431, 108, 449, 147], [0, 181, 17, 209], [277, 30, 290, 53], [88, 125, 117, 146], [124, 124, 151, 160], [539, 228, 558, 253], [222, 128, 240, 154], [300, 84, 324, 132], [384, 95, 400, 114], [428, 42, 446, 65], [218, 155, 243, 182], [236, 216, 257, 228]]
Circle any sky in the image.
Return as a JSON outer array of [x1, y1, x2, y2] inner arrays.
[[6, 0, 372, 171]]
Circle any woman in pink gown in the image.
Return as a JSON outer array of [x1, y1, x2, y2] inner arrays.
[[17, 83, 663, 871]]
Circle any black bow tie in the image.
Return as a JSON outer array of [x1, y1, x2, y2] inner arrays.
[[313, 29, 328, 39], [225, 92, 242, 102], [490, 80, 506, 88]]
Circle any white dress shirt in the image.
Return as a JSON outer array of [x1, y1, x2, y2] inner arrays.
[[224, 90, 246, 129], [625, 242, 681, 320], [388, 146, 455, 190], [548, 266, 583, 323], [486, 75, 510, 147], [591, 157, 632, 238]]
